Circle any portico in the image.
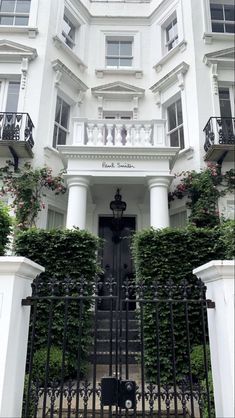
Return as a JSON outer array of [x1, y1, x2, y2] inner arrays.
[[59, 144, 179, 232]]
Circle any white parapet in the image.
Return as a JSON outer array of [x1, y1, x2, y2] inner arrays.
[[193, 260, 234, 418], [0, 257, 45, 418]]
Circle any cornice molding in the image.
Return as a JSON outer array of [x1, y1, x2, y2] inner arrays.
[[203, 47, 235, 70], [51, 59, 88, 91], [0, 39, 37, 62], [150, 61, 189, 94]]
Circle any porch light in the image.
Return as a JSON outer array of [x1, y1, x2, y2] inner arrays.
[[110, 188, 126, 219]]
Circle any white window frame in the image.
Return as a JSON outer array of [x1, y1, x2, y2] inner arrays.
[[164, 16, 179, 52], [0, 78, 21, 112], [166, 97, 185, 149], [210, 1, 235, 33], [62, 12, 76, 49], [105, 37, 134, 69], [0, 0, 31, 26], [203, 0, 235, 35], [46, 207, 65, 230], [53, 95, 70, 148]]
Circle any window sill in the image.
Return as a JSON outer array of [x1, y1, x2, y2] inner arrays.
[[177, 146, 194, 159], [153, 40, 187, 73], [203, 32, 235, 44], [0, 25, 38, 38], [53, 35, 87, 71], [95, 68, 143, 79]]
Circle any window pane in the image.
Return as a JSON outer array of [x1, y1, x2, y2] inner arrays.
[[167, 103, 177, 130], [219, 89, 232, 118], [107, 41, 119, 56], [224, 5, 235, 21], [210, 4, 223, 20], [225, 23, 235, 33], [0, 15, 14, 24], [61, 101, 69, 128], [179, 126, 185, 149], [106, 57, 119, 66], [219, 88, 230, 100], [5, 81, 20, 112], [212, 22, 224, 32], [57, 128, 67, 145], [55, 97, 62, 123], [0, 0, 15, 12], [176, 99, 183, 125], [120, 41, 132, 56], [62, 15, 75, 40], [15, 15, 29, 25], [170, 130, 179, 147], [15, 0, 31, 13], [120, 58, 132, 66], [53, 125, 58, 148]]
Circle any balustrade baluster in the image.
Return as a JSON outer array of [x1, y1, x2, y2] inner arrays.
[[125, 124, 132, 146], [143, 124, 152, 146], [133, 124, 141, 146], [115, 124, 123, 146], [106, 124, 114, 146], [97, 123, 104, 146], [86, 124, 95, 145]]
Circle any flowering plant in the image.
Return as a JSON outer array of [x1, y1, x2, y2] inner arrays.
[[169, 163, 235, 228], [0, 161, 66, 230]]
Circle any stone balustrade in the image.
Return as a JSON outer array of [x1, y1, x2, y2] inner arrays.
[[72, 119, 166, 147]]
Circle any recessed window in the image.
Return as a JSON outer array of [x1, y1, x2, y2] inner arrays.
[[165, 18, 178, 51], [106, 39, 133, 68], [210, 3, 235, 33], [167, 98, 184, 149], [47, 208, 64, 230], [0, 0, 31, 26], [5, 81, 20, 112], [62, 14, 76, 49], [53, 96, 70, 148]]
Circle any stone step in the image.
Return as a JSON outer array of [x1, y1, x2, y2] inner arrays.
[[95, 311, 137, 320], [89, 352, 138, 364], [94, 319, 139, 331], [97, 329, 139, 340], [95, 339, 140, 352]]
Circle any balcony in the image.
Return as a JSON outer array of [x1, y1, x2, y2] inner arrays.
[[0, 112, 34, 167], [203, 117, 235, 162], [72, 119, 167, 147]]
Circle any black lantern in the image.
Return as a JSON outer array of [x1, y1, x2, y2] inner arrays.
[[110, 189, 126, 220]]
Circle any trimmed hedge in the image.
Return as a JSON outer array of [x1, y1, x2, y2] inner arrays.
[[0, 202, 11, 255], [132, 227, 226, 382], [15, 228, 100, 378]]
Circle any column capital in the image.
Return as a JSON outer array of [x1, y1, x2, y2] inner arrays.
[[65, 175, 90, 189], [148, 176, 172, 189]]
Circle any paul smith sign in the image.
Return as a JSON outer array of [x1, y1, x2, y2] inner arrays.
[[102, 161, 135, 169]]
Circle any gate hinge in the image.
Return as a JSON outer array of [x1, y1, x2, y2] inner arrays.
[[206, 299, 215, 309], [22, 298, 33, 306]]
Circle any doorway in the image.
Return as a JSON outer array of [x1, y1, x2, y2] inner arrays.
[[98, 216, 136, 310]]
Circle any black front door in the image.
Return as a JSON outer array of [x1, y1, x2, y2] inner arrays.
[[98, 216, 136, 310]]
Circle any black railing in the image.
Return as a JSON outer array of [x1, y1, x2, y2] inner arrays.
[[203, 116, 235, 152], [0, 112, 34, 148], [22, 275, 214, 417]]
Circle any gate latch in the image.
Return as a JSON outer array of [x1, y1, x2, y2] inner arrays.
[[101, 377, 136, 409]]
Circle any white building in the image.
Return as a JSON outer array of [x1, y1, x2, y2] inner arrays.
[[0, 0, 234, 236]]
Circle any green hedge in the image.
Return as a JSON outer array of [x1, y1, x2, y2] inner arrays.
[[132, 227, 226, 382], [0, 202, 11, 255], [15, 228, 100, 378], [217, 220, 235, 259]]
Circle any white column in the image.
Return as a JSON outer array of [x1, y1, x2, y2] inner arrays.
[[66, 176, 89, 230], [148, 177, 171, 229], [0, 257, 44, 418], [193, 260, 234, 418]]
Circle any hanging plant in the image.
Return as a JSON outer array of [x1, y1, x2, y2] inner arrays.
[[169, 163, 235, 228], [0, 161, 66, 231]]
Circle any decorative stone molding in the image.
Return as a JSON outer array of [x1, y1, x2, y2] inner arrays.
[[20, 58, 29, 90], [52, 59, 88, 92], [95, 68, 143, 79], [150, 62, 189, 94], [53, 35, 87, 71], [203, 47, 235, 70], [0, 26, 38, 37], [91, 81, 145, 100], [0, 39, 37, 62], [153, 40, 187, 73], [211, 63, 218, 95]]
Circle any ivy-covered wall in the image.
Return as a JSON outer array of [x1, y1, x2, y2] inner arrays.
[[0, 202, 11, 255], [132, 226, 229, 382], [15, 229, 100, 378]]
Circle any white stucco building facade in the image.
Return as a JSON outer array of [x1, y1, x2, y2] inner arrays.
[[0, 0, 234, 234]]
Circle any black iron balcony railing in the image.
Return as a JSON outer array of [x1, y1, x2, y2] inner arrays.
[[203, 116, 235, 152], [0, 112, 34, 148]]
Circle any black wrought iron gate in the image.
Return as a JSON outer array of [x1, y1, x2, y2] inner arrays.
[[22, 275, 213, 417]]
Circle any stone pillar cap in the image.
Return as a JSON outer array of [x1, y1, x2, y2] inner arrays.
[[0, 256, 45, 279], [193, 260, 235, 283]]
